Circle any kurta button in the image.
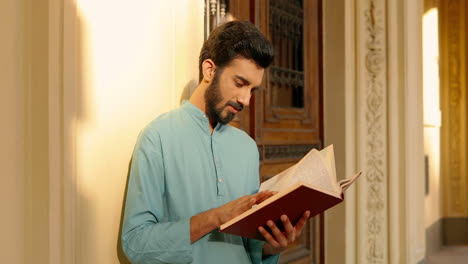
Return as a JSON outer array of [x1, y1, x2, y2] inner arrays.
[[218, 178, 223, 183]]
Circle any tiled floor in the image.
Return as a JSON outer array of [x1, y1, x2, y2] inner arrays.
[[426, 246, 468, 264]]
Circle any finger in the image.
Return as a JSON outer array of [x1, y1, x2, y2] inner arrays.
[[267, 220, 288, 248], [235, 195, 255, 211], [254, 190, 273, 203], [246, 196, 256, 207], [294, 210, 311, 234], [280, 215, 295, 242], [256, 194, 272, 203], [252, 191, 266, 201], [258, 226, 280, 248]]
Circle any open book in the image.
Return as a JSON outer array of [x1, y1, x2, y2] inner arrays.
[[219, 145, 361, 240]]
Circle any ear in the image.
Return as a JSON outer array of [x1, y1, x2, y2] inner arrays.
[[201, 59, 216, 83]]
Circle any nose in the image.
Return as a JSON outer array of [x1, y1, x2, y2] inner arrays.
[[237, 89, 251, 107]]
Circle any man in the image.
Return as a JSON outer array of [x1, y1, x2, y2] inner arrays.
[[122, 20, 310, 264]]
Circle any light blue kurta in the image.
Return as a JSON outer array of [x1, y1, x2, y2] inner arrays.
[[122, 101, 279, 264]]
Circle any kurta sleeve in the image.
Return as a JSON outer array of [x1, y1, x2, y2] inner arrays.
[[121, 128, 193, 264], [244, 238, 280, 264]]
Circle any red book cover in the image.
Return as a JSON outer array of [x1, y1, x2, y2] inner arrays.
[[219, 182, 343, 240]]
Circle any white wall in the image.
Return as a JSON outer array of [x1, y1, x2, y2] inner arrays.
[[422, 7, 442, 253], [68, 1, 204, 262], [424, 126, 441, 243]]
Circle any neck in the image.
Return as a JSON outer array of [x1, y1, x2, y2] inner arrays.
[[189, 81, 217, 132]]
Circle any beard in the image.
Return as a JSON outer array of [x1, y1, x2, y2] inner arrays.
[[204, 72, 244, 125]]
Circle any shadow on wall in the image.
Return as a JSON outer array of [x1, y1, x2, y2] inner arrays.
[[117, 159, 132, 264], [116, 78, 198, 263], [180, 79, 199, 104]]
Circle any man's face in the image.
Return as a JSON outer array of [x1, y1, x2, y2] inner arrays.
[[204, 58, 264, 125]]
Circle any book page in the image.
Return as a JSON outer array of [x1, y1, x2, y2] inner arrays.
[[338, 171, 362, 192], [319, 145, 337, 182], [260, 145, 340, 193], [291, 149, 338, 192], [259, 165, 296, 192]]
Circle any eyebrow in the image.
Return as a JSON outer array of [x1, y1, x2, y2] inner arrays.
[[234, 75, 260, 90]]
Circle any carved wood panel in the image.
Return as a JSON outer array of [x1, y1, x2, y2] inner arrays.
[[256, 0, 321, 149], [257, 1, 323, 263]]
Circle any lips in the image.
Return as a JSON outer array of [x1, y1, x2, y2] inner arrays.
[[226, 102, 243, 113], [228, 105, 239, 113]]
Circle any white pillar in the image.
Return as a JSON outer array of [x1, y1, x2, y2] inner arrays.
[[343, 0, 425, 263]]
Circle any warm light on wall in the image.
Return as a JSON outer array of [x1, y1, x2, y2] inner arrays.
[[76, 0, 178, 124], [423, 8, 441, 127], [422, 6, 442, 236], [71, 1, 203, 262]]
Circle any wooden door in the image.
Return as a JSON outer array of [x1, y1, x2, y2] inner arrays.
[[255, 1, 323, 263], [217, 0, 324, 262]]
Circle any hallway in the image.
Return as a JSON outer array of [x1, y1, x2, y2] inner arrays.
[[427, 246, 468, 264]]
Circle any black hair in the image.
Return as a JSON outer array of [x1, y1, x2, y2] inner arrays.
[[198, 20, 274, 82]]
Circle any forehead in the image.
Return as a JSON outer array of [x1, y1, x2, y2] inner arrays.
[[221, 58, 264, 86]]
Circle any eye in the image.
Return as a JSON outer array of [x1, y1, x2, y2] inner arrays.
[[235, 82, 243, 88]]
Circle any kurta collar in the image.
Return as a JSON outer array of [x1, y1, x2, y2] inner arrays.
[[181, 100, 225, 135]]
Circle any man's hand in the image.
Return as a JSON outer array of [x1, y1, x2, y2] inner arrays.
[[214, 190, 274, 225], [190, 190, 274, 243], [259, 210, 311, 256]]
